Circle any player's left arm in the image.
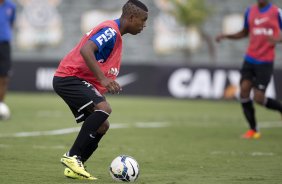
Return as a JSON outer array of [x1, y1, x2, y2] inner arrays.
[[268, 8, 282, 44], [80, 40, 121, 94]]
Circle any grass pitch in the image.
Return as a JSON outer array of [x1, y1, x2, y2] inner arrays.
[[0, 93, 281, 184]]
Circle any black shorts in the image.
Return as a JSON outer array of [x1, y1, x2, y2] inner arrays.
[[0, 42, 12, 77], [240, 61, 273, 91], [53, 76, 106, 123]]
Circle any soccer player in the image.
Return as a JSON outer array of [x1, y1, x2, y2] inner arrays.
[[216, 0, 282, 139], [0, 0, 16, 117], [53, 0, 148, 180]]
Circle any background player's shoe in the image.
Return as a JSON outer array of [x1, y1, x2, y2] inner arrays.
[[64, 168, 97, 180], [60, 153, 91, 178], [241, 129, 261, 139]]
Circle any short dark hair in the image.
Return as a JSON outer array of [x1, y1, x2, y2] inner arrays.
[[122, 0, 148, 17], [128, 0, 148, 12]]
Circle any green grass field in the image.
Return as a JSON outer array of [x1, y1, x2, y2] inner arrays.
[[0, 93, 281, 184]]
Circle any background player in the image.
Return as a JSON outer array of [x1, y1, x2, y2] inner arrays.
[[0, 0, 16, 118], [53, 0, 148, 180], [216, 0, 282, 139]]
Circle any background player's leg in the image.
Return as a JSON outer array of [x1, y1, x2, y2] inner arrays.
[[0, 43, 11, 103], [81, 120, 109, 163], [0, 77, 8, 102], [240, 79, 257, 131], [253, 89, 282, 114], [69, 101, 111, 157], [265, 98, 282, 113], [253, 62, 282, 115]]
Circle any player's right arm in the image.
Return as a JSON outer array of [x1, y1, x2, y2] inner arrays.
[[80, 40, 121, 94], [216, 7, 250, 42], [215, 28, 249, 42]]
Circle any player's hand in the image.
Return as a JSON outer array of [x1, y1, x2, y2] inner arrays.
[[215, 34, 225, 43], [268, 36, 281, 45], [101, 78, 122, 94]]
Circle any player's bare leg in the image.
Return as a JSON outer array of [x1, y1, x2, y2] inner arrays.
[[240, 79, 260, 139], [0, 76, 8, 102]]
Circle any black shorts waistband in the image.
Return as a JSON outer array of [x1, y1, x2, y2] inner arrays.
[[0, 41, 10, 44]]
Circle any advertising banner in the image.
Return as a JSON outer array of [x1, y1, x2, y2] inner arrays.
[[10, 61, 282, 100]]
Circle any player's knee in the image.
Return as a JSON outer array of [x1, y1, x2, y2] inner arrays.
[[240, 80, 252, 98], [240, 91, 250, 99], [96, 102, 112, 114], [253, 91, 265, 105], [101, 106, 112, 114], [103, 120, 110, 132]]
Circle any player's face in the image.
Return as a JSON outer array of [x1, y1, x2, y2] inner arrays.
[[128, 12, 148, 35], [257, 0, 269, 6]]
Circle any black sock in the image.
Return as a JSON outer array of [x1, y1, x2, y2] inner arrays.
[[265, 98, 282, 113], [241, 100, 257, 131], [69, 110, 109, 157], [81, 133, 104, 163]]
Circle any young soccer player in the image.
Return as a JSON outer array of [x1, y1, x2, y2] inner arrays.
[[53, 0, 148, 180], [216, 0, 282, 139]]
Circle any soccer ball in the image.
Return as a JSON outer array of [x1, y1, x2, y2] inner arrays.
[[109, 155, 139, 182], [0, 103, 10, 120]]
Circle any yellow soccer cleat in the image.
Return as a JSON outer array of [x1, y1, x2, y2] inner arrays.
[[253, 132, 261, 139], [60, 153, 91, 178], [64, 168, 97, 180]]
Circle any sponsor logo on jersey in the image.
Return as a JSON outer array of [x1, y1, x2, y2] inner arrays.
[[96, 28, 117, 46], [97, 59, 105, 63], [254, 17, 269, 25], [253, 28, 273, 36], [108, 68, 119, 76]]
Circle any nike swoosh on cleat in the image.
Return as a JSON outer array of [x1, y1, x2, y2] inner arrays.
[[128, 161, 136, 177]]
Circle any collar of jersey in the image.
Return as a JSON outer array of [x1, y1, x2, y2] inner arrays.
[[114, 19, 121, 30], [259, 3, 272, 13]]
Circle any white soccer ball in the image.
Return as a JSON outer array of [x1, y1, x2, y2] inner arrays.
[[109, 155, 139, 182], [0, 103, 10, 120]]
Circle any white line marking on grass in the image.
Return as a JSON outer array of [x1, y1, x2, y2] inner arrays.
[[15, 127, 81, 137], [210, 151, 275, 157], [111, 123, 129, 129], [135, 122, 170, 128], [0, 144, 10, 148], [259, 121, 282, 129], [0, 122, 170, 138], [33, 145, 66, 150], [250, 152, 274, 156], [36, 110, 66, 118]]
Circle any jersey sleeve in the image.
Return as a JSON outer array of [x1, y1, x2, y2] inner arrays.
[[244, 7, 250, 29], [89, 27, 117, 52], [278, 8, 282, 30]]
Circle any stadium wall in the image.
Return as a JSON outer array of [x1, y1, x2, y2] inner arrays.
[[12, 0, 282, 68], [10, 61, 282, 100]]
